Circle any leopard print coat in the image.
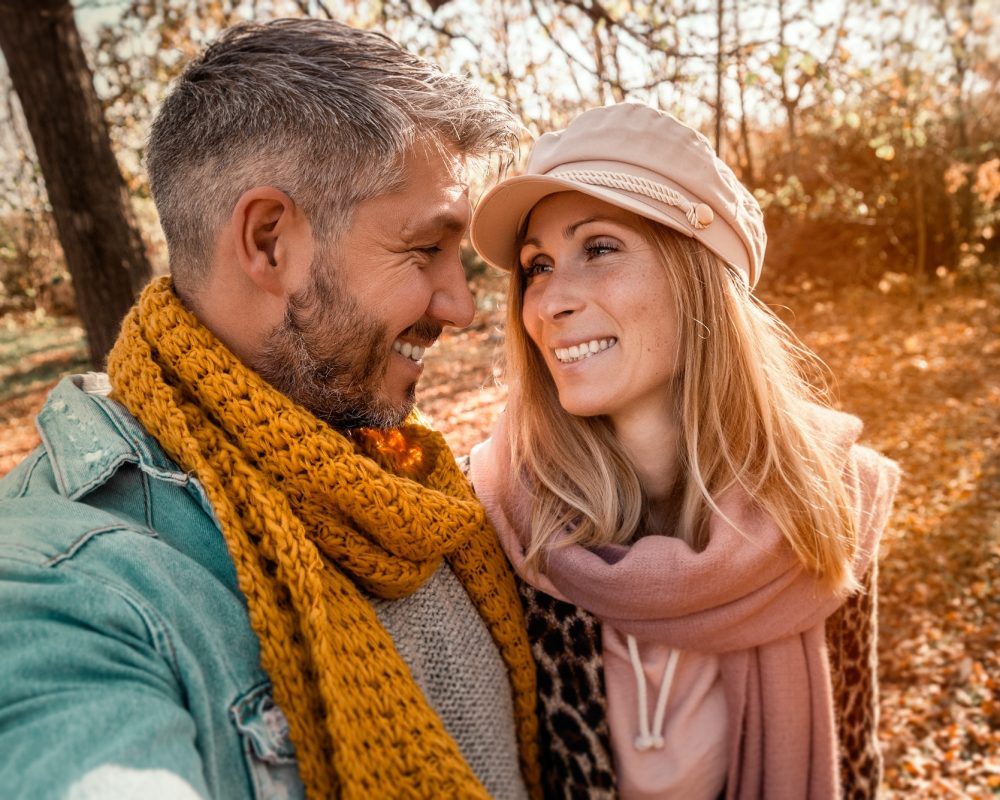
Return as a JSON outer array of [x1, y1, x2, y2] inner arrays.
[[519, 563, 882, 800]]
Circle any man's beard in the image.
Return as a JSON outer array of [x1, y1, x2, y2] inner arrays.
[[253, 262, 434, 429]]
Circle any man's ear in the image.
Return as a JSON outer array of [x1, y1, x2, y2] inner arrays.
[[230, 186, 313, 297]]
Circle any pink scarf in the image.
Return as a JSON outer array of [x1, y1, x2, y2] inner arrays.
[[471, 408, 899, 800]]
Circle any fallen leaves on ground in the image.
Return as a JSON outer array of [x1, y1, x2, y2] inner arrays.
[[0, 315, 89, 475], [790, 286, 1000, 800], [1, 282, 997, 798]]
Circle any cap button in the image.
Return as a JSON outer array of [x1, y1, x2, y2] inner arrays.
[[695, 203, 714, 226]]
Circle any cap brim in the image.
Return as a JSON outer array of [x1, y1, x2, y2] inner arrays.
[[470, 174, 699, 272]]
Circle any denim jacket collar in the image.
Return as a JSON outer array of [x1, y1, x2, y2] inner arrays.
[[37, 374, 189, 501]]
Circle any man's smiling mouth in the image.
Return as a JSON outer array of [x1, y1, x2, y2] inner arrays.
[[393, 339, 429, 362]]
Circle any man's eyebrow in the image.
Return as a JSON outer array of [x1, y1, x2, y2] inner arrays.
[[401, 211, 468, 239]]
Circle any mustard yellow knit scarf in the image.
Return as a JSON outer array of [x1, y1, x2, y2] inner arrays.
[[106, 278, 541, 799]]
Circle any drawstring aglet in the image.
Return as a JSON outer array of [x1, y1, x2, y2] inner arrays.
[[634, 734, 666, 751]]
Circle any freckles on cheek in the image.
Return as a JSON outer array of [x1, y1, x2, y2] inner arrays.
[[520, 303, 542, 345]]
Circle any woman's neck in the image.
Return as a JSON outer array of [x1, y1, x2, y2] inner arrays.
[[611, 400, 682, 505]]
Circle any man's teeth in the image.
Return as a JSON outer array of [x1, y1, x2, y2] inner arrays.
[[393, 339, 427, 362], [554, 338, 617, 364]]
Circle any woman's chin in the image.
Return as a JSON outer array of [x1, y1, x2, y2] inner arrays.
[[557, 393, 610, 419]]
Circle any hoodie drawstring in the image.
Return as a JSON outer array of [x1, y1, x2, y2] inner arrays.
[[626, 634, 680, 751]]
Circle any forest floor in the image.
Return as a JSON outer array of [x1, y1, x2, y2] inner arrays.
[[1, 279, 998, 798]]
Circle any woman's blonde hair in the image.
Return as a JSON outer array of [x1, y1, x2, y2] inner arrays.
[[502, 217, 858, 592]]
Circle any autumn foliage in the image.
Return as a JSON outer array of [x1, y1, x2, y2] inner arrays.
[[0, 1, 997, 797], [2, 0, 997, 314]]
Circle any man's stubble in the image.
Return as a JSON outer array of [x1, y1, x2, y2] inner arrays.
[[254, 257, 422, 430]]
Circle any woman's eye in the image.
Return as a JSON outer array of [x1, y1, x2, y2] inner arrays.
[[521, 260, 551, 279], [584, 238, 619, 258]]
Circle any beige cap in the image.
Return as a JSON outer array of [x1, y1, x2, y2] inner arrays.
[[470, 103, 766, 288]]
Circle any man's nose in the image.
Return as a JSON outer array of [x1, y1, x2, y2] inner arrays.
[[427, 253, 476, 329]]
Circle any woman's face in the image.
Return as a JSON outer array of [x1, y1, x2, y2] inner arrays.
[[518, 191, 681, 427]]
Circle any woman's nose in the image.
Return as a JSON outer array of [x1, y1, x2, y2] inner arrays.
[[536, 269, 584, 321]]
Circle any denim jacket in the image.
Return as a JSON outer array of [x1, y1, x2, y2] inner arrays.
[[0, 375, 304, 799]]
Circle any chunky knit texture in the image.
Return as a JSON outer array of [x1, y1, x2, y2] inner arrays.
[[106, 277, 541, 799]]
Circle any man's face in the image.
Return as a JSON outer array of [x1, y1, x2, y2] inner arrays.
[[255, 146, 475, 428]]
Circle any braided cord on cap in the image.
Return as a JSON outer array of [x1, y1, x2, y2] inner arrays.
[[555, 169, 714, 229]]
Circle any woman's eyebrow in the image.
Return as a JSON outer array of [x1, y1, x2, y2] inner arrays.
[[564, 215, 605, 238], [521, 215, 620, 252]]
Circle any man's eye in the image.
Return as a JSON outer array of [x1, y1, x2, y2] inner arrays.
[[416, 245, 442, 255]]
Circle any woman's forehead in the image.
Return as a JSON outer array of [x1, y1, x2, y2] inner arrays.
[[522, 192, 644, 239]]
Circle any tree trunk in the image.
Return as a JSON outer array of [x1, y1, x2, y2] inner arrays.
[[947, 0, 975, 248], [776, 0, 798, 176], [914, 161, 927, 278], [733, 0, 755, 185], [0, 0, 151, 367], [714, 0, 724, 156]]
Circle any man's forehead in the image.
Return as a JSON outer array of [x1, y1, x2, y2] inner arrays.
[[402, 139, 469, 183], [398, 203, 470, 241], [354, 143, 472, 240]]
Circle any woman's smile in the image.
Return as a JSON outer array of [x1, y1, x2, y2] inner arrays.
[[551, 337, 618, 364]]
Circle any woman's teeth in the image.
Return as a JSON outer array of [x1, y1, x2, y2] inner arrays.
[[393, 339, 427, 362], [554, 338, 617, 364]]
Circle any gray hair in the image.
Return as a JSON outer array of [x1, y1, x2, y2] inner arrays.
[[147, 18, 520, 292]]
